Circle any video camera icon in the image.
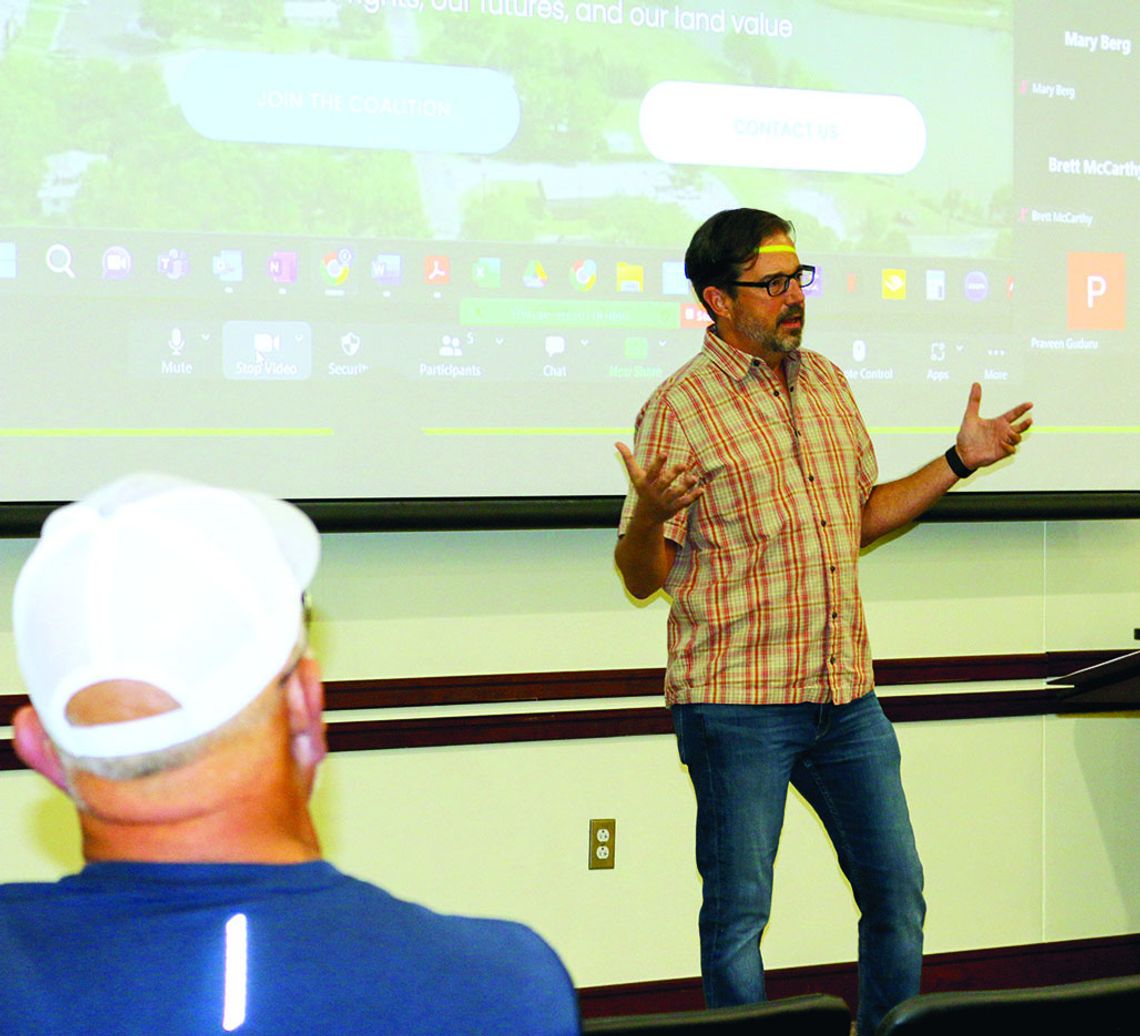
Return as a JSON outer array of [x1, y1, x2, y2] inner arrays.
[[102, 246, 133, 280]]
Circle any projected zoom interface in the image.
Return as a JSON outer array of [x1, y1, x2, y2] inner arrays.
[[1013, 0, 1136, 431], [113, 240, 1015, 393], [5, 0, 1135, 501]]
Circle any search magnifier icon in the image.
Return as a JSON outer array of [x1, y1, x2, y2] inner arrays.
[[46, 243, 76, 278]]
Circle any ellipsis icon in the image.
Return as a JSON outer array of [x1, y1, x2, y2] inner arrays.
[[640, 82, 926, 174]]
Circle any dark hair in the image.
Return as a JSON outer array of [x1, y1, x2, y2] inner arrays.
[[684, 209, 796, 318]]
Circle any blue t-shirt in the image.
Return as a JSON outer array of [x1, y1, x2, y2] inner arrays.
[[0, 860, 580, 1035]]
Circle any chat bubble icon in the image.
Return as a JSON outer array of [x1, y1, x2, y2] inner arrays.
[[545, 335, 566, 357]]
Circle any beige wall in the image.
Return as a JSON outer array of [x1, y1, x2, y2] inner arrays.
[[2, 517, 1138, 988]]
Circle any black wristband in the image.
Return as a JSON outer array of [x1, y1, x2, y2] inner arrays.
[[944, 446, 975, 479]]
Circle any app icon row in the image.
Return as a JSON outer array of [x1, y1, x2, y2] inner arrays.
[[0, 241, 697, 296], [878, 267, 1002, 302], [0, 241, 1007, 305]]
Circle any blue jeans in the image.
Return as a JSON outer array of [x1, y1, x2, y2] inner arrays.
[[672, 693, 925, 1036]]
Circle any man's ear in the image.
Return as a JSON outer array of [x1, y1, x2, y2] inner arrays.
[[12, 705, 70, 792], [284, 656, 327, 771], [702, 285, 730, 318]]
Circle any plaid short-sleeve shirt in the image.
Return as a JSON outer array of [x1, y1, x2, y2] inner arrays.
[[619, 330, 878, 706]]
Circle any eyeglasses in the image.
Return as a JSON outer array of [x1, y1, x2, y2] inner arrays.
[[729, 265, 816, 297]]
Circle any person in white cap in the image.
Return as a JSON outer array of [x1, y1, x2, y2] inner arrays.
[[0, 473, 580, 1036]]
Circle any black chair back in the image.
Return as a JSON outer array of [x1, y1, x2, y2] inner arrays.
[[582, 993, 851, 1035], [875, 973, 1140, 1036]]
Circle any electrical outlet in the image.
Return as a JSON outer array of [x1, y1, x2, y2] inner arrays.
[[588, 818, 616, 870]]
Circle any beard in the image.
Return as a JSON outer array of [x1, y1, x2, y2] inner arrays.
[[736, 302, 805, 355]]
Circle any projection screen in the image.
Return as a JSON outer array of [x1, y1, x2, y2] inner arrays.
[[0, 0, 1136, 527]]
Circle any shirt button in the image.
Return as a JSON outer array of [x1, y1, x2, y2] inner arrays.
[[829, 655, 836, 665], [831, 611, 838, 619], [807, 474, 815, 482], [820, 519, 827, 527], [830, 565, 836, 573]]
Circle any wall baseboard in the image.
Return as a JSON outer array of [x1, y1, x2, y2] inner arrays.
[[576, 933, 1140, 1018]]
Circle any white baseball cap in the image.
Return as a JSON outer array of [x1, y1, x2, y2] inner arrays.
[[13, 473, 320, 760]]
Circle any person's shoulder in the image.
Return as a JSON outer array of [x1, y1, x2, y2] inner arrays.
[[635, 348, 726, 430], [358, 880, 566, 975], [331, 873, 580, 1032], [0, 881, 45, 929], [643, 351, 709, 402], [430, 916, 579, 1033], [0, 867, 581, 1035], [0, 880, 51, 900], [0, 878, 72, 911]]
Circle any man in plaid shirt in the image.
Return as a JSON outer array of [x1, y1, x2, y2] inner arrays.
[[615, 209, 1032, 1036]]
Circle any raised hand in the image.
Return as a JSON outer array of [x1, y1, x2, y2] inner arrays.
[[616, 442, 704, 523], [955, 383, 1034, 470]]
